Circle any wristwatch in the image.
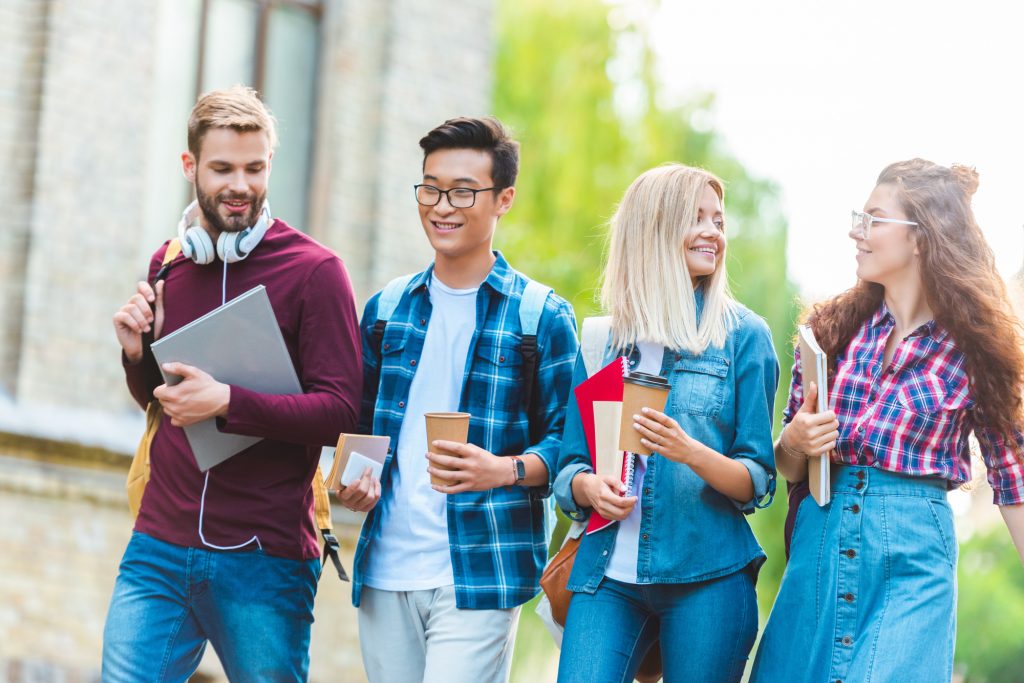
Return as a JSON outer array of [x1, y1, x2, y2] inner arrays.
[[510, 456, 527, 486]]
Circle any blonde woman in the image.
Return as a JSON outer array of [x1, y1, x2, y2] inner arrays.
[[553, 164, 779, 683]]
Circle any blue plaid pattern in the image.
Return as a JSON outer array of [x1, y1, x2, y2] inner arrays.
[[784, 303, 1024, 505], [352, 253, 579, 609]]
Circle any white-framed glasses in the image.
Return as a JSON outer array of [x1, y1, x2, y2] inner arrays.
[[851, 210, 918, 240]]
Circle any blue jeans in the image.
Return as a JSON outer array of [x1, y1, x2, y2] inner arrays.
[[102, 531, 320, 682], [557, 570, 758, 683]]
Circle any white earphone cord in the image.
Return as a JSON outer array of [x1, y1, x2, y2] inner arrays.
[[221, 252, 228, 304], [196, 256, 262, 552]]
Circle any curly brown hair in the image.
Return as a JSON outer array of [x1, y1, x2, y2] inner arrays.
[[806, 158, 1024, 446]]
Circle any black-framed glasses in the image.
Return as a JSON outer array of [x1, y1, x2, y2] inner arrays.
[[414, 184, 497, 209], [851, 210, 918, 240]]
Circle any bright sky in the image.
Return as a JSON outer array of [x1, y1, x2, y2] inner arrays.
[[646, 0, 1024, 301]]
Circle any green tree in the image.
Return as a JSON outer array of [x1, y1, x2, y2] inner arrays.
[[492, 0, 799, 679], [955, 528, 1024, 682]]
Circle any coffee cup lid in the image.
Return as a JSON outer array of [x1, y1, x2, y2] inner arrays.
[[624, 372, 669, 389]]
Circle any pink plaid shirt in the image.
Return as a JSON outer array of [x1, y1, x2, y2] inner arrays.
[[783, 304, 1024, 505]]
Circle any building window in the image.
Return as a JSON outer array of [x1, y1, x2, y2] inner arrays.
[[197, 0, 322, 230]]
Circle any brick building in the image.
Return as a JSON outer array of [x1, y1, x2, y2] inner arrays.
[[0, 0, 494, 680]]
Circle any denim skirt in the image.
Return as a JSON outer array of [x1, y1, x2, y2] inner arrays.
[[751, 466, 957, 683]]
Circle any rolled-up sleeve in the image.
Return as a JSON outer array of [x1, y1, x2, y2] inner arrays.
[[974, 422, 1024, 506], [782, 343, 803, 427], [727, 314, 780, 512]]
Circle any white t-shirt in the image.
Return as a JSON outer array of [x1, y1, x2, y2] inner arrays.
[[604, 340, 663, 584], [363, 276, 478, 591]]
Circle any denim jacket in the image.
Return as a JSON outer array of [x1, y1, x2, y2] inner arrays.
[[553, 301, 780, 592]]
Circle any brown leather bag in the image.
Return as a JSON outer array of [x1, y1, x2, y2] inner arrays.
[[539, 535, 581, 625], [539, 534, 663, 683]]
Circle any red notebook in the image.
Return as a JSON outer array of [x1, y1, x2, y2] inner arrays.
[[573, 356, 631, 534]]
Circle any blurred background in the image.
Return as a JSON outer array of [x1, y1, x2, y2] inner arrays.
[[1, 0, 1021, 681]]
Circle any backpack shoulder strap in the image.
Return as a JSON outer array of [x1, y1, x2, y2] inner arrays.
[[127, 238, 184, 520], [312, 464, 348, 582], [519, 279, 553, 411], [371, 273, 416, 354], [376, 273, 416, 321], [163, 238, 182, 266], [580, 316, 612, 377], [519, 279, 553, 337]]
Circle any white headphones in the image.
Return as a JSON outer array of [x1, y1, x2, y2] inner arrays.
[[176, 199, 273, 264]]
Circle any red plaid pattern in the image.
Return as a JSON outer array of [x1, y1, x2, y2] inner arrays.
[[783, 304, 1024, 505]]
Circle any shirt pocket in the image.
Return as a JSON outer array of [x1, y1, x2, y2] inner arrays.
[[896, 373, 969, 416], [378, 333, 409, 373], [669, 354, 730, 418], [894, 372, 970, 446], [374, 336, 410, 417], [469, 337, 524, 414]]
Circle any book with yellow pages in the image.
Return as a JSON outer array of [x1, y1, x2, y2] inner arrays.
[[798, 325, 831, 506], [320, 434, 390, 493]]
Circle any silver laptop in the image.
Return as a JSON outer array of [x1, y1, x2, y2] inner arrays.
[[151, 285, 302, 471]]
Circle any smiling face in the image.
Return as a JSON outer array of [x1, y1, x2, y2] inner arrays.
[[418, 147, 514, 265], [182, 128, 272, 238], [683, 183, 726, 286], [851, 182, 920, 286]]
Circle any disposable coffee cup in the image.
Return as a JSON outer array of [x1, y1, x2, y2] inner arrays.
[[618, 372, 671, 455], [425, 412, 471, 486]]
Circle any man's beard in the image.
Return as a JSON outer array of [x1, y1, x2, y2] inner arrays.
[[195, 183, 266, 235]]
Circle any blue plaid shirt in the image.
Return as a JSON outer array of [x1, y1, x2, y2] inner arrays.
[[352, 253, 579, 609]]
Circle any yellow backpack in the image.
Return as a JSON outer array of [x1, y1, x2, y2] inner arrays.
[[125, 238, 346, 580]]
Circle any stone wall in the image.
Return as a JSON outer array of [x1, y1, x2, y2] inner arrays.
[[0, 445, 368, 682]]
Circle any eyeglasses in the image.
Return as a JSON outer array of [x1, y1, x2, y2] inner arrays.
[[414, 184, 497, 209], [850, 210, 918, 240]]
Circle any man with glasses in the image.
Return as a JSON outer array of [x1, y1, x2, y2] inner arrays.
[[347, 116, 578, 682]]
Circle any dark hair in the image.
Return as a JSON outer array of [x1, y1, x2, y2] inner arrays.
[[419, 116, 520, 190]]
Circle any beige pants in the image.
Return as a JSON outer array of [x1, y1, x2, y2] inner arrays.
[[358, 585, 521, 683]]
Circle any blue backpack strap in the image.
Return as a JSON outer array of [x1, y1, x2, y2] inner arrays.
[[580, 316, 612, 377], [519, 279, 552, 337], [519, 279, 553, 412], [371, 273, 416, 354]]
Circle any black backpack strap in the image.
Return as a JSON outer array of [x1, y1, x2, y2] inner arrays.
[[321, 530, 349, 581], [371, 319, 388, 358], [520, 334, 539, 411]]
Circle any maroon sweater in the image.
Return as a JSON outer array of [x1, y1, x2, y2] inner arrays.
[[125, 220, 362, 560]]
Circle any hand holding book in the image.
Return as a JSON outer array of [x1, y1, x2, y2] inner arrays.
[[793, 326, 841, 505], [782, 382, 839, 459], [572, 472, 637, 522], [338, 466, 382, 512]]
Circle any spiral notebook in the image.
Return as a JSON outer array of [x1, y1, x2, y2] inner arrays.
[[573, 356, 633, 534]]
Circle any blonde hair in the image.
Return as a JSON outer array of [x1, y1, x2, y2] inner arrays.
[[601, 163, 736, 353], [187, 85, 278, 158]]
